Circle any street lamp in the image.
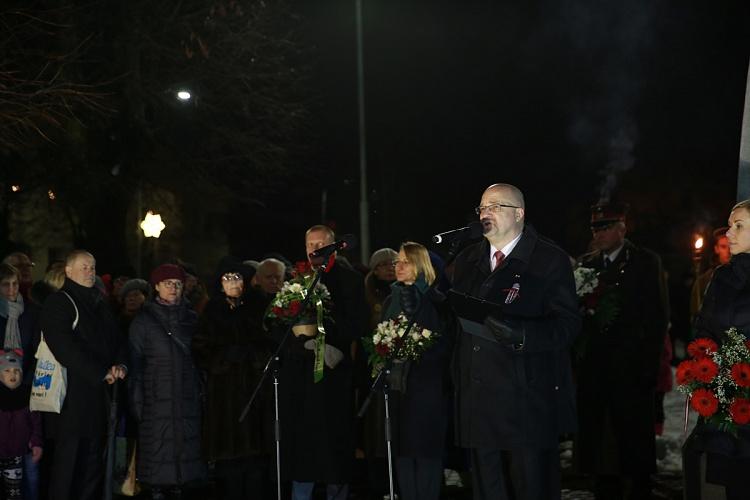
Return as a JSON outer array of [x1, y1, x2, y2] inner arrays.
[[692, 234, 704, 277], [140, 211, 165, 238]]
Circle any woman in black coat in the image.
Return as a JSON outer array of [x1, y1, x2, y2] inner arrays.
[[382, 242, 454, 500], [689, 199, 750, 499], [129, 264, 206, 499], [192, 259, 273, 500]]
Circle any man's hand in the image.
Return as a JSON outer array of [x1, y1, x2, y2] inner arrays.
[[31, 446, 43, 463], [483, 316, 525, 347], [104, 364, 128, 384]]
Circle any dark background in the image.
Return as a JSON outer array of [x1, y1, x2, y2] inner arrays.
[[3, 0, 750, 302], [285, 0, 749, 262]]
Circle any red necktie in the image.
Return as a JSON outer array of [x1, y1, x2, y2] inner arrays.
[[493, 250, 505, 270]]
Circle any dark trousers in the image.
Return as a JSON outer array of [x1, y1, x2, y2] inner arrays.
[[214, 455, 267, 500], [48, 436, 103, 500], [395, 457, 442, 500], [469, 447, 560, 500]]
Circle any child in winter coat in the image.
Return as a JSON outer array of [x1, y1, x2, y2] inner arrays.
[[0, 350, 42, 500]]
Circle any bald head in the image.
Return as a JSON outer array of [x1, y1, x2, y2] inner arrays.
[[254, 258, 286, 294], [478, 183, 526, 247], [483, 183, 525, 210]]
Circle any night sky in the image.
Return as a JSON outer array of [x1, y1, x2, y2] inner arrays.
[[282, 0, 750, 269]]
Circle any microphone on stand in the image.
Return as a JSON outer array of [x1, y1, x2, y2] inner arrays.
[[309, 234, 358, 267], [432, 221, 484, 244]]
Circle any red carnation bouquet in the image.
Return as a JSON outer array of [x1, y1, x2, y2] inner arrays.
[[677, 327, 750, 433]]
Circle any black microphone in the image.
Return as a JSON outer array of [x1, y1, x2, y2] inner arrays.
[[309, 234, 358, 260], [432, 221, 484, 244]]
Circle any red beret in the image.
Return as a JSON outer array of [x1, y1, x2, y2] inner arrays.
[[150, 264, 186, 285]]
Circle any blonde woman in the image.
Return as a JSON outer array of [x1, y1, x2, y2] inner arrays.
[[382, 242, 455, 500]]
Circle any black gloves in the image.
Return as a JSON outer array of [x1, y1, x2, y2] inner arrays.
[[483, 315, 525, 348], [400, 286, 419, 317]]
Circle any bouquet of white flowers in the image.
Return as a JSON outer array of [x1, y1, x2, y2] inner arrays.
[[363, 313, 437, 377]]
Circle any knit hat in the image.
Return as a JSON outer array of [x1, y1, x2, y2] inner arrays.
[[150, 264, 186, 286], [119, 278, 151, 301], [0, 350, 22, 372], [369, 248, 398, 270]]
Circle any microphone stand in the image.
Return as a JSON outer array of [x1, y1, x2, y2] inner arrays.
[[239, 259, 329, 500]]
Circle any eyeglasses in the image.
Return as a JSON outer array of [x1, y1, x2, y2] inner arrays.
[[474, 203, 520, 215], [160, 280, 183, 289], [221, 273, 243, 282], [392, 259, 411, 267]]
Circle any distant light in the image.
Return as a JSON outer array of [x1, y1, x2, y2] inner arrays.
[[48, 190, 56, 200], [176, 90, 192, 101], [140, 211, 166, 238], [11, 185, 20, 192], [694, 236, 704, 250]]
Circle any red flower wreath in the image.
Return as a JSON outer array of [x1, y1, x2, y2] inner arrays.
[[731, 363, 750, 388], [687, 338, 719, 359], [730, 398, 750, 425], [690, 388, 719, 418]]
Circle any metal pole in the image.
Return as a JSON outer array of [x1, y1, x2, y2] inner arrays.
[[383, 373, 395, 500], [136, 185, 143, 278], [738, 56, 750, 201], [355, 0, 371, 263], [273, 361, 282, 500]]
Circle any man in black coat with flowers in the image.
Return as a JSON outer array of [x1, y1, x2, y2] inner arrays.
[[450, 183, 580, 500], [276, 225, 368, 500], [575, 203, 669, 499]]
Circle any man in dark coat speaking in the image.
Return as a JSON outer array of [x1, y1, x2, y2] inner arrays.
[[41, 250, 127, 500], [450, 183, 580, 500]]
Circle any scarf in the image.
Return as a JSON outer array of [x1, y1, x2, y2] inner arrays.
[[0, 294, 24, 351]]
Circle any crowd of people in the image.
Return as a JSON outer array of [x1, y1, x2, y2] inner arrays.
[[0, 182, 747, 500]]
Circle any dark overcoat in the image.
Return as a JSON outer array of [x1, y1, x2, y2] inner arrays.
[[450, 225, 580, 451], [575, 239, 669, 475], [40, 278, 125, 439], [192, 292, 275, 461], [688, 253, 750, 483], [129, 300, 206, 486], [276, 262, 368, 484], [382, 282, 456, 459]]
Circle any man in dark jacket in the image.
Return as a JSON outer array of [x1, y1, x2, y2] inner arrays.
[[450, 183, 580, 500], [40, 250, 127, 500], [277, 225, 368, 500], [575, 204, 669, 499]]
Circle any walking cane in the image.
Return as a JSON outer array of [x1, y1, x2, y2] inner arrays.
[[104, 380, 119, 500]]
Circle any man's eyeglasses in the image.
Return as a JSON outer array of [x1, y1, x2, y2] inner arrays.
[[221, 273, 243, 282], [160, 280, 183, 289], [475, 203, 520, 215]]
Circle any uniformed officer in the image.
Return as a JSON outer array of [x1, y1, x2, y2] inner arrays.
[[575, 203, 669, 499]]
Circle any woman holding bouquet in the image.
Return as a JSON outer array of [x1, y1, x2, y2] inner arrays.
[[689, 199, 750, 499], [381, 242, 455, 500]]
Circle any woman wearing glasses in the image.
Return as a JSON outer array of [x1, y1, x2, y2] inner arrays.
[[384, 242, 455, 500], [129, 263, 206, 499], [193, 258, 274, 500]]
